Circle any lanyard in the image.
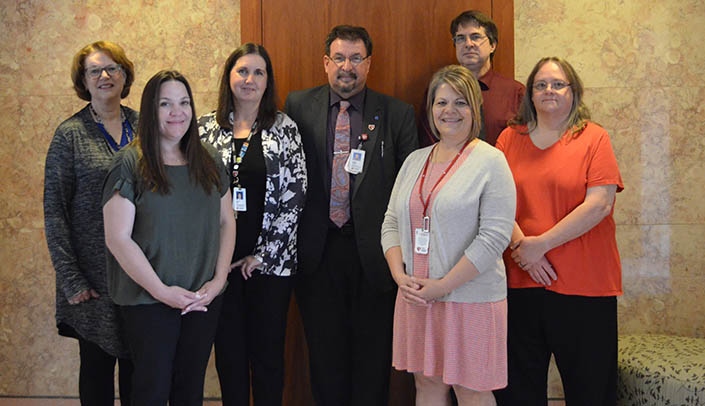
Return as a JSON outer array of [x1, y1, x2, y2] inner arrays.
[[417, 139, 471, 229], [232, 120, 258, 188]]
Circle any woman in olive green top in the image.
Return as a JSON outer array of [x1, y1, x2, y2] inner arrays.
[[103, 70, 235, 405]]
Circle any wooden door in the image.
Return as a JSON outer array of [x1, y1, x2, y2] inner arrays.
[[239, 1, 515, 404], [242, 0, 516, 109]]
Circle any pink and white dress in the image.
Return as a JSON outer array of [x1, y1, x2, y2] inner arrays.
[[392, 149, 508, 391]]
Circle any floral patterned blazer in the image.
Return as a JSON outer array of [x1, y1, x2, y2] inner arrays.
[[198, 111, 307, 276]]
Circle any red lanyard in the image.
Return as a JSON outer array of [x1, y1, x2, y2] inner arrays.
[[418, 140, 471, 221]]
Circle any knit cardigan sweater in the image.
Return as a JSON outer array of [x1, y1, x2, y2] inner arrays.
[[381, 141, 516, 304], [44, 105, 138, 357]]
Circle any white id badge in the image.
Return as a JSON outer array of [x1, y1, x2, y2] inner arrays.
[[232, 187, 247, 212], [345, 148, 365, 174], [414, 228, 430, 254]]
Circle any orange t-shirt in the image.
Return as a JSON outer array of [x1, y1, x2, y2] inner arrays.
[[496, 122, 624, 297]]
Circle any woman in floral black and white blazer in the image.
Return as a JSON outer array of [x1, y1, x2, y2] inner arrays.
[[198, 43, 307, 406]]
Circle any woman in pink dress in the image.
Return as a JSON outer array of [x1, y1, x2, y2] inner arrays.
[[381, 64, 516, 405]]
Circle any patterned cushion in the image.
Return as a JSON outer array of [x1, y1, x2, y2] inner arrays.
[[617, 334, 705, 405]]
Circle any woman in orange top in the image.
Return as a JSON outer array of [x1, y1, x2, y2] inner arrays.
[[494, 57, 623, 406]]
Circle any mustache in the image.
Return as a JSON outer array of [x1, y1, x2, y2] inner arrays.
[[337, 72, 357, 80]]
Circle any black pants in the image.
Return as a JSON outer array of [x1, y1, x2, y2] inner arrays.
[[214, 273, 249, 406], [77, 337, 133, 405], [245, 273, 293, 406], [494, 288, 617, 406], [214, 270, 294, 406], [296, 228, 396, 406], [121, 295, 223, 406]]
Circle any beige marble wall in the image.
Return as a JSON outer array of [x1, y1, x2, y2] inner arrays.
[[1, 0, 703, 399], [515, 0, 705, 397], [0, 0, 239, 397]]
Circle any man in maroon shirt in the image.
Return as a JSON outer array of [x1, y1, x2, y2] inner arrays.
[[419, 10, 525, 147]]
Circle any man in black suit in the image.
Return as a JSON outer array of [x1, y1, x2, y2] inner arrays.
[[285, 25, 418, 406]]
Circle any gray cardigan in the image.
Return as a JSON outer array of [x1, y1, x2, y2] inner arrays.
[[44, 105, 138, 357], [381, 141, 516, 304]]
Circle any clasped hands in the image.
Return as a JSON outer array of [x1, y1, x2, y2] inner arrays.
[[396, 273, 448, 306], [174, 254, 263, 314], [155, 276, 226, 316], [510, 236, 557, 286], [140, 254, 263, 316]]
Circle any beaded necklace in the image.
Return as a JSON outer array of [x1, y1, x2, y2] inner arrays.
[[89, 103, 134, 152]]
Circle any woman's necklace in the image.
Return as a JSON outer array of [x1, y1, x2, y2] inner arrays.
[[90, 103, 133, 152]]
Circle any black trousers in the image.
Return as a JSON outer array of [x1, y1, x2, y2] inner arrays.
[[214, 270, 293, 406], [77, 337, 133, 405], [494, 288, 617, 406], [214, 273, 249, 406], [245, 273, 293, 406], [120, 295, 223, 406], [296, 227, 396, 406]]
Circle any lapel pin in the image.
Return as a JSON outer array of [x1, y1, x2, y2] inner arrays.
[[368, 124, 375, 131]]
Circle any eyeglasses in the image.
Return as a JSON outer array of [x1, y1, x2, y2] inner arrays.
[[453, 34, 488, 46], [85, 64, 123, 79], [328, 54, 370, 67], [533, 80, 571, 91]]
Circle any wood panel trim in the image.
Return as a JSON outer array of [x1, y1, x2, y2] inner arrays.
[[241, 0, 262, 43], [241, 0, 516, 78], [491, 0, 516, 79]]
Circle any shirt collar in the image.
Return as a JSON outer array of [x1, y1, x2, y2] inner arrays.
[[329, 87, 366, 111], [477, 69, 493, 91]]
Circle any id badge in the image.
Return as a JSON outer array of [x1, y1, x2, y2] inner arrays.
[[414, 228, 430, 255], [345, 148, 365, 174], [232, 187, 247, 212]]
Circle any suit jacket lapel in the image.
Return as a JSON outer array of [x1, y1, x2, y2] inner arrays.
[[311, 87, 331, 194], [352, 89, 382, 199]]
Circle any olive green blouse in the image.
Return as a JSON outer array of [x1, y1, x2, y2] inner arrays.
[[102, 143, 229, 306]]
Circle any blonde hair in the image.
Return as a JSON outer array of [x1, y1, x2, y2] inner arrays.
[[426, 65, 483, 141]]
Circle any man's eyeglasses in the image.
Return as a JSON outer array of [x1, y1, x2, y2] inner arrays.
[[532, 81, 571, 91], [85, 64, 123, 79], [328, 54, 370, 67], [453, 34, 488, 46]]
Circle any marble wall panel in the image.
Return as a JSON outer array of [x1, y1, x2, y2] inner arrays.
[[515, 1, 705, 88]]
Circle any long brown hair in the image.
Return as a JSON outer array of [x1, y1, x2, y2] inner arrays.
[[216, 43, 278, 132], [137, 70, 220, 195], [510, 57, 591, 136]]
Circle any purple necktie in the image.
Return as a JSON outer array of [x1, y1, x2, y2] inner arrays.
[[330, 101, 351, 227]]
